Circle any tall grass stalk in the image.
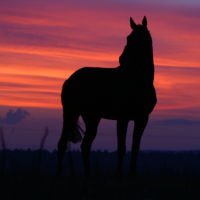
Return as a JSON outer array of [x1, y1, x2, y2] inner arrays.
[[37, 126, 48, 174], [0, 126, 6, 176]]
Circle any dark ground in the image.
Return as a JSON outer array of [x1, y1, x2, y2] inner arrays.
[[1, 149, 200, 199]]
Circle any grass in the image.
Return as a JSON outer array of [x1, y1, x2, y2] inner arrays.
[[1, 168, 200, 200], [1, 126, 200, 200]]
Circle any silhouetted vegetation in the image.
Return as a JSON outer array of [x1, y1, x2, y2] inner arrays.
[[1, 149, 200, 199]]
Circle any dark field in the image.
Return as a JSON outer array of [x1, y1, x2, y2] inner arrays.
[[1, 149, 200, 200]]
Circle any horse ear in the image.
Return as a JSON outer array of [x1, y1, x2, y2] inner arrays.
[[130, 17, 136, 29], [142, 16, 147, 27]]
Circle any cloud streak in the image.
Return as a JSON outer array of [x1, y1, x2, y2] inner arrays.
[[0, 0, 200, 113], [153, 119, 200, 126]]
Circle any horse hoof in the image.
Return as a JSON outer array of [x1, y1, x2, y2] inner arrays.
[[85, 172, 92, 179], [115, 170, 123, 178], [56, 171, 62, 177], [129, 171, 136, 180]]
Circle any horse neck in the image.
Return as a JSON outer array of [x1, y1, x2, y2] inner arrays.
[[119, 40, 154, 84], [125, 50, 154, 84]]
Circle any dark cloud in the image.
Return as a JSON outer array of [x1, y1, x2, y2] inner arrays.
[[153, 119, 200, 126], [0, 108, 30, 124]]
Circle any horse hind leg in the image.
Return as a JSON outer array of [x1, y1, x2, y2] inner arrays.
[[81, 116, 100, 177], [57, 112, 79, 176]]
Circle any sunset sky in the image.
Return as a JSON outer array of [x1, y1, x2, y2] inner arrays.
[[1, 0, 200, 151]]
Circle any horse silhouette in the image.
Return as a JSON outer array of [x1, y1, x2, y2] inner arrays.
[[57, 16, 157, 178]]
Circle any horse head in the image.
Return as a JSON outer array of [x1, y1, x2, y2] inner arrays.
[[119, 16, 154, 84]]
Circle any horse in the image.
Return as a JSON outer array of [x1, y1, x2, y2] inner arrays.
[[57, 16, 157, 178]]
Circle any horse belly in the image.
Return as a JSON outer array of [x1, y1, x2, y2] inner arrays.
[[80, 84, 139, 120], [81, 83, 156, 120]]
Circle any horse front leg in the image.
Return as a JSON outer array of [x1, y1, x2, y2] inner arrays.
[[116, 119, 128, 176], [129, 116, 149, 178]]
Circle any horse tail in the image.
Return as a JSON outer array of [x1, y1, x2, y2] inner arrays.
[[62, 109, 84, 144], [61, 79, 84, 144], [70, 120, 84, 143]]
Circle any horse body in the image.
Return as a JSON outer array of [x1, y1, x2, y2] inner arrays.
[[57, 16, 157, 178], [62, 66, 156, 120]]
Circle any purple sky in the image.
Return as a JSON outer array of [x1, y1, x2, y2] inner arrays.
[[1, 105, 200, 151]]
